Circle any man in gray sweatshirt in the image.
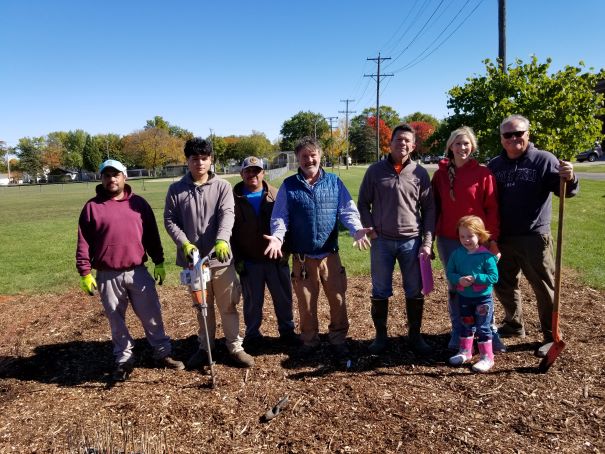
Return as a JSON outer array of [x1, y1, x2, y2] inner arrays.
[[164, 138, 254, 369]]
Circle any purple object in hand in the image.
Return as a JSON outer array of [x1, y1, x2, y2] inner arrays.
[[419, 253, 434, 296]]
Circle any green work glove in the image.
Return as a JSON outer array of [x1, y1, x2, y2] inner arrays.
[[214, 240, 231, 263], [235, 260, 245, 275], [182, 241, 198, 262], [154, 262, 166, 285], [80, 273, 97, 296]]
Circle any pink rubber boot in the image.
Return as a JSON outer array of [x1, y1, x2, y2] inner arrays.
[[472, 340, 494, 373], [449, 336, 474, 366]]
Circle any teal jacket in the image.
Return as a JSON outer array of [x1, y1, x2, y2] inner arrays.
[[446, 246, 498, 297]]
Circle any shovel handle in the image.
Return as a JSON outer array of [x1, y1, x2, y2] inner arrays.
[[552, 178, 566, 342]]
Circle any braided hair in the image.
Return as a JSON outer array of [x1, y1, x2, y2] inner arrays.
[[444, 126, 478, 201]]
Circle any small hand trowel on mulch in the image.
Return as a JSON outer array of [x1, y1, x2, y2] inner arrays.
[[539, 178, 567, 373]]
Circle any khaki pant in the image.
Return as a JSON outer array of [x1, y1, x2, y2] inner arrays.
[[193, 264, 244, 354], [291, 253, 349, 347], [494, 234, 555, 340]]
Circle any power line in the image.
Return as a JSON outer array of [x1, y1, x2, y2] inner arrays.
[[389, 0, 473, 72], [390, 0, 485, 74], [385, 0, 446, 68]]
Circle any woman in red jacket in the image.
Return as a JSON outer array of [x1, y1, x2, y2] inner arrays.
[[431, 126, 505, 352]]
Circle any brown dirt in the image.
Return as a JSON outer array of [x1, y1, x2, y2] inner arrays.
[[0, 269, 604, 453]]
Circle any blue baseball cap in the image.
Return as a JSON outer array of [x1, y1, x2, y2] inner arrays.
[[99, 159, 127, 174]]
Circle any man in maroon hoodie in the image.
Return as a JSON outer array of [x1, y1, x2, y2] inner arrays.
[[76, 159, 184, 382]]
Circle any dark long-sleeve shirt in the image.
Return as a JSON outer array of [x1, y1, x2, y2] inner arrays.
[[487, 143, 579, 237]]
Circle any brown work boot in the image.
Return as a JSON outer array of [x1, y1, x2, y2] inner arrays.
[[230, 350, 255, 368], [157, 356, 185, 370]]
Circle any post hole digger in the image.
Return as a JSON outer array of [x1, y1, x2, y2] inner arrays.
[[180, 250, 217, 387], [539, 178, 567, 373]]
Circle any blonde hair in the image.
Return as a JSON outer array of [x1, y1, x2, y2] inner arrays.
[[457, 215, 490, 244], [444, 126, 478, 201]]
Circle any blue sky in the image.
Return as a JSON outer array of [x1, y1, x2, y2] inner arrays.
[[1, 0, 603, 148]]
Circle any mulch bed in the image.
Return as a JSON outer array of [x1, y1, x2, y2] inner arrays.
[[0, 269, 603, 453]]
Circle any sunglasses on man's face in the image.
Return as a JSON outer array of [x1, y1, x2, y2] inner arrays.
[[501, 130, 526, 139]]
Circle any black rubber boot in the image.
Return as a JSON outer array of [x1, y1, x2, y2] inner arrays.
[[368, 298, 389, 354], [406, 297, 432, 356]]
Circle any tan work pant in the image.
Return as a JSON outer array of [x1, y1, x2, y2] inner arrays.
[[291, 253, 349, 347], [193, 264, 244, 354]]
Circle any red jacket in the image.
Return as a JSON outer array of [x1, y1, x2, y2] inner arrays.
[[431, 158, 499, 241]]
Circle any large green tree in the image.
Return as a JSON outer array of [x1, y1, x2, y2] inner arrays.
[[280, 111, 328, 151], [403, 112, 440, 129], [82, 134, 102, 172], [64, 130, 87, 170], [16, 137, 45, 179], [433, 57, 605, 160], [0, 141, 9, 172], [94, 133, 124, 163], [348, 115, 376, 163], [145, 115, 193, 141], [361, 105, 402, 129]]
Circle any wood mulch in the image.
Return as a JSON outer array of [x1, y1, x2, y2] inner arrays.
[[0, 269, 603, 453]]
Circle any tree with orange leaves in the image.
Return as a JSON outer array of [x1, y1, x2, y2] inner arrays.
[[367, 116, 392, 157], [409, 121, 436, 157]]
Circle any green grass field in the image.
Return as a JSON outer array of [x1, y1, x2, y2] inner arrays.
[[1, 167, 603, 294]]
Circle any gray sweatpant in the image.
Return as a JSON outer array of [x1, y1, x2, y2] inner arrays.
[[97, 265, 172, 365]]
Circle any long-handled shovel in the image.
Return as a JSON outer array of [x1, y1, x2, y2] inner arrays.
[[539, 178, 567, 373]]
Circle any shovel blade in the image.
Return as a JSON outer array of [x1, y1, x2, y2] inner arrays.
[[538, 340, 566, 373]]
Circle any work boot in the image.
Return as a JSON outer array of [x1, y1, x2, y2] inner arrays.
[[405, 297, 432, 356], [112, 360, 134, 382], [279, 331, 303, 347], [229, 350, 255, 368], [331, 343, 352, 367], [449, 336, 474, 366], [472, 340, 494, 373], [156, 356, 185, 370], [497, 323, 526, 338], [368, 298, 389, 354]]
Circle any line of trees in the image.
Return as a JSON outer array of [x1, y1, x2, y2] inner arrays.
[[3, 116, 279, 181], [4, 56, 603, 179]]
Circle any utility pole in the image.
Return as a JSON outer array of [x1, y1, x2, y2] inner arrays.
[[339, 99, 356, 169], [498, 0, 506, 72], [365, 52, 393, 161], [324, 116, 338, 166]]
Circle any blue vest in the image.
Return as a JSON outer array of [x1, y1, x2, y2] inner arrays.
[[284, 170, 340, 255]]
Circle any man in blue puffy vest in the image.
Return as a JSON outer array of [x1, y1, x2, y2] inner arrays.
[[264, 137, 372, 363]]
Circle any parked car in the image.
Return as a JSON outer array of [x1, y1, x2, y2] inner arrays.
[[422, 155, 442, 164], [576, 143, 603, 162]]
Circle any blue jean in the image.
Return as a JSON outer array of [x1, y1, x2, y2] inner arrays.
[[370, 236, 422, 299], [459, 294, 494, 342], [437, 236, 503, 348]]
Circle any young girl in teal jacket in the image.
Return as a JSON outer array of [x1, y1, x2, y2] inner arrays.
[[446, 215, 499, 373]]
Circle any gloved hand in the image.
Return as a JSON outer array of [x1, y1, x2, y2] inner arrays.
[[214, 240, 231, 263], [182, 241, 198, 262], [235, 260, 246, 275], [154, 262, 166, 285], [80, 273, 97, 296]]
